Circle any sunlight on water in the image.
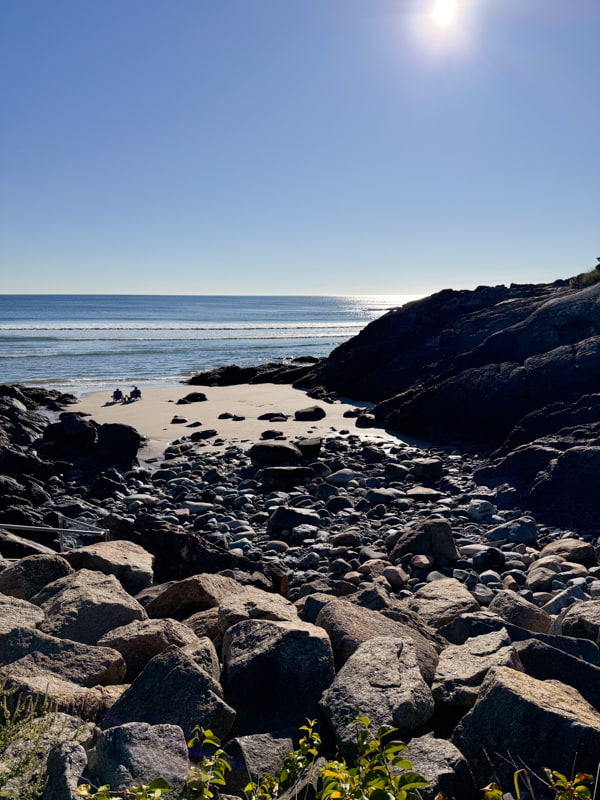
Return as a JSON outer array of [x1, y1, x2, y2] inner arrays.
[[0, 294, 425, 393]]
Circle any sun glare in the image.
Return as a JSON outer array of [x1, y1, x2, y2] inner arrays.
[[431, 0, 457, 27]]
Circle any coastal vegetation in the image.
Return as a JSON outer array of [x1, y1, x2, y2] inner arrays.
[[569, 258, 600, 289], [1, 695, 597, 800]]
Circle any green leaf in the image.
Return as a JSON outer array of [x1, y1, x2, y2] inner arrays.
[[481, 783, 503, 800], [395, 772, 430, 791], [390, 758, 413, 770], [383, 742, 406, 756], [513, 768, 526, 800], [369, 789, 392, 800], [148, 779, 170, 791], [363, 767, 387, 787]]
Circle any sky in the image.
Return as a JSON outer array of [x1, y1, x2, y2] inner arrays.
[[1, 0, 598, 295]]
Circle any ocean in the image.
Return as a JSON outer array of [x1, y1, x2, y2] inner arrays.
[[0, 294, 420, 396]]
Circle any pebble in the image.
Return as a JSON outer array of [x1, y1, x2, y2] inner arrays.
[[10, 410, 600, 630]]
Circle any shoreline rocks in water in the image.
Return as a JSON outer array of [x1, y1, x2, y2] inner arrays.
[[1, 372, 600, 796]]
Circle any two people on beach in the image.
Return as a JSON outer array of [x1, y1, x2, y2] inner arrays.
[[112, 386, 141, 403]]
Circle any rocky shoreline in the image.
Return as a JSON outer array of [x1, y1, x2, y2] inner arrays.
[[2, 274, 600, 799], [189, 274, 600, 531]]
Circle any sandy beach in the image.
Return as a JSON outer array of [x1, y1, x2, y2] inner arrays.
[[75, 383, 390, 461]]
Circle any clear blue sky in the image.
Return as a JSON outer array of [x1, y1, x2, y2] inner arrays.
[[1, 0, 598, 295]]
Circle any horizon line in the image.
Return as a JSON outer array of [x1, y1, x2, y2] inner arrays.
[[0, 291, 432, 298]]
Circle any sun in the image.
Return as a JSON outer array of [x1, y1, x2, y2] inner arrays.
[[431, 0, 457, 27]]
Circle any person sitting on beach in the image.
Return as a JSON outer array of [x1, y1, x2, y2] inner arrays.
[[112, 388, 123, 402], [130, 386, 142, 400]]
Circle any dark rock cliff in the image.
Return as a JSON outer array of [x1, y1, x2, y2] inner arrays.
[[289, 275, 600, 525], [187, 272, 600, 526]]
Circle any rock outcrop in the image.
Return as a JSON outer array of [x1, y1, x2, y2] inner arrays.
[[3, 371, 600, 794], [186, 276, 600, 527]]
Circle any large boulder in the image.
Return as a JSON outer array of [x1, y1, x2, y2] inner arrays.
[[267, 506, 322, 532], [0, 593, 45, 633], [96, 423, 143, 470], [222, 619, 335, 734], [43, 413, 98, 456], [400, 578, 480, 629], [217, 587, 299, 634], [176, 391, 207, 404], [550, 600, 600, 644], [437, 609, 600, 666], [63, 540, 154, 595], [0, 626, 126, 686], [32, 569, 147, 645], [103, 513, 191, 583], [182, 608, 221, 642], [1, 713, 94, 800], [88, 722, 190, 795], [539, 537, 597, 565], [401, 735, 476, 800], [320, 636, 434, 757], [452, 666, 600, 786], [432, 629, 523, 712], [138, 573, 246, 620], [0, 669, 110, 720], [388, 518, 459, 563], [105, 645, 235, 740], [485, 516, 538, 546], [540, 537, 598, 567], [97, 618, 200, 681], [315, 599, 440, 682], [294, 406, 326, 421], [249, 441, 302, 466], [0, 554, 73, 601], [181, 638, 221, 683], [224, 733, 294, 797], [513, 638, 600, 712], [42, 415, 142, 470], [41, 741, 88, 800], [0, 528, 58, 558], [487, 590, 552, 634]]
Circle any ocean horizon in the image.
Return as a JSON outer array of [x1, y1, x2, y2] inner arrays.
[[0, 294, 422, 396]]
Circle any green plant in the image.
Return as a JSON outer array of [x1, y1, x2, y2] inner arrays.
[[482, 766, 598, 800], [541, 770, 595, 800], [317, 715, 429, 800], [569, 261, 600, 290], [0, 683, 54, 800], [76, 779, 170, 799], [182, 727, 232, 799], [245, 719, 321, 800]]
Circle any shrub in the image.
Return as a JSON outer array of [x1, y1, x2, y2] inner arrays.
[[318, 716, 430, 800], [0, 683, 53, 800], [244, 719, 322, 800], [569, 260, 600, 289]]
